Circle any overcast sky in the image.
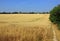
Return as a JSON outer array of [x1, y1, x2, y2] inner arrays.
[[0, 0, 60, 12]]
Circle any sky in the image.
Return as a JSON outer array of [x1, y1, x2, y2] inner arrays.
[[0, 0, 60, 12]]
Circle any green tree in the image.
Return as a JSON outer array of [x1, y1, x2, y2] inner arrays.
[[12, 12, 18, 14], [49, 4, 60, 29]]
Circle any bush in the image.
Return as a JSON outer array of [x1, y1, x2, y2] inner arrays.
[[49, 4, 60, 29]]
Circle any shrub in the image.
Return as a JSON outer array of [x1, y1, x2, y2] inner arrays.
[[49, 4, 60, 29]]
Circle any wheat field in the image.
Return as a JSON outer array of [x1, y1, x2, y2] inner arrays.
[[0, 14, 53, 41]]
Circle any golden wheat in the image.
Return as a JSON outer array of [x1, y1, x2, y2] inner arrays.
[[0, 14, 53, 41]]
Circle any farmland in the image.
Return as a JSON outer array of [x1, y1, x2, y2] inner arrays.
[[0, 14, 53, 41]]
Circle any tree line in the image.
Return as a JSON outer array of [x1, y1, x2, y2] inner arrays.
[[0, 12, 49, 14]]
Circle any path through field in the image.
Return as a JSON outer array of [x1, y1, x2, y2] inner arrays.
[[50, 23, 58, 41], [53, 29, 58, 41]]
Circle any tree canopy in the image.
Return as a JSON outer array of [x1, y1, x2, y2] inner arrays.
[[49, 4, 60, 29]]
